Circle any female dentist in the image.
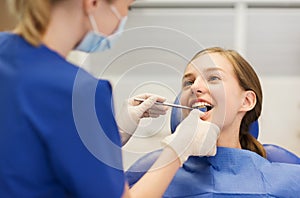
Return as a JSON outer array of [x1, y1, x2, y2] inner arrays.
[[0, 0, 220, 197]]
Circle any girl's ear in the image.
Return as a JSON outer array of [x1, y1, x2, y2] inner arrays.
[[240, 90, 256, 112]]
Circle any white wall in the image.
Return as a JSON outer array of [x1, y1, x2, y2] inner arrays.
[[259, 76, 300, 155], [68, 0, 300, 169]]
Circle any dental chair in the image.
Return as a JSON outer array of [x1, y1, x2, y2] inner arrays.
[[125, 95, 300, 187]]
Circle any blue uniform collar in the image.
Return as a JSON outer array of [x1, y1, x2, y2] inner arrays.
[[165, 147, 300, 197], [183, 147, 268, 173]]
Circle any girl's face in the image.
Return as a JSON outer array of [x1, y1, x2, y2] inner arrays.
[[180, 53, 251, 131]]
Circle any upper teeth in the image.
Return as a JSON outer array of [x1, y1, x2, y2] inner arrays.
[[192, 102, 212, 108]]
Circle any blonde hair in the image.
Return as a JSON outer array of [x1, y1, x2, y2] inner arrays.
[[8, 0, 116, 46], [8, 0, 53, 46], [190, 47, 266, 158]]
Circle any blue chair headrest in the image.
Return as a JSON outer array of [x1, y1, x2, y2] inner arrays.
[[263, 144, 300, 164], [170, 94, 259, 139]]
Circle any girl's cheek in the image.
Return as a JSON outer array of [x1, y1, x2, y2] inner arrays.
[[208, 84, 227, 128]]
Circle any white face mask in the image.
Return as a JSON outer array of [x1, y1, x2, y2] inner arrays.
[[75, 5, 127, 53]]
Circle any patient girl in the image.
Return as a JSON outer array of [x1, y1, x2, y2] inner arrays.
[[162, 47, 300, 197], [127, 47, 300, 197]]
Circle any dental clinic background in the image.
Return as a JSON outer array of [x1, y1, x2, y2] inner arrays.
[[2, 0, 300, 169]]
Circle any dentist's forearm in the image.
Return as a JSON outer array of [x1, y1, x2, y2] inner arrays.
[[123, 147, 180, 198]]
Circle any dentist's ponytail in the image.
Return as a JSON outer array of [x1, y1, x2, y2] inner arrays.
[[8, 0, 53, 46]]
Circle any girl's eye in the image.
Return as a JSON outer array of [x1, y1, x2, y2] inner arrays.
[[208, 75, 221, 82], [182, 80, 194, 87]]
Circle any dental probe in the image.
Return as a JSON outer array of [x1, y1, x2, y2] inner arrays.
[[134, 98, 207, 112]]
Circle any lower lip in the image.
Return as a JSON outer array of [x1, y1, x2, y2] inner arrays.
[[200, 110, 210, 120]]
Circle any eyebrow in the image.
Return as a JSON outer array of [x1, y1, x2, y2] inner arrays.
[[182, 73, 193, 81], [205, 67, 225, 73]]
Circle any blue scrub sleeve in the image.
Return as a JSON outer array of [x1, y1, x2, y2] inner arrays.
[[22, 69, 125, 197]]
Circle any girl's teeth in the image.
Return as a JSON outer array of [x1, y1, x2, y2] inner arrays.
[[192, 102, 211, 108]]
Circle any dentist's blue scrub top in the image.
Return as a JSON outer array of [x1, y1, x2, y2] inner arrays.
[[0, 33, 125, 198]]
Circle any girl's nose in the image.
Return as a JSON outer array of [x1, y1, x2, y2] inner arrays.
[[191, 76, 208, 95]]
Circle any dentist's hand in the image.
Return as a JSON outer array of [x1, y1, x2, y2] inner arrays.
[[161, 109, 220, 165], [117, 93, 168, 145]]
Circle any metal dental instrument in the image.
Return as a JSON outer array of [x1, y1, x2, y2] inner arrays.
[[134, 98, 207, 112]]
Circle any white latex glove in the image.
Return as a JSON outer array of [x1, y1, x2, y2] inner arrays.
[[117, 93, 168, 145], [161, 109, 220, 165]]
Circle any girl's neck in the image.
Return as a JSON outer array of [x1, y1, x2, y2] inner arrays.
[[217, 122, 242, 149], [217, 132, 242, 149]]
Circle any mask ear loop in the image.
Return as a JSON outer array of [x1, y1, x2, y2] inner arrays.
[[110, 5, 122, 20], [88, 14, 100, 33], [89, 6, 122, 34]]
